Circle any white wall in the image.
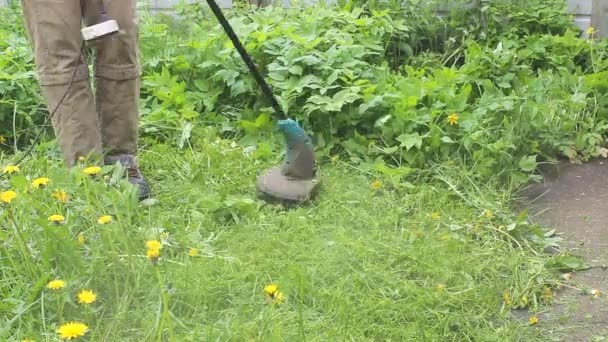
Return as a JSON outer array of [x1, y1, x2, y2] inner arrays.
[[568, 0, 592, 32], [137, 0, 596, 33], [0, 0, 595, 15], [142, 0, 232, 10]]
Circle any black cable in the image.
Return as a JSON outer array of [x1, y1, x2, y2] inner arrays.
[[204, 0, 286, 119], [8, 41, 85, 167]]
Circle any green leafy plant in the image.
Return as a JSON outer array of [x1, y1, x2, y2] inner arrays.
[[131, 0, 608, 190], [0, 5, 44, 149]]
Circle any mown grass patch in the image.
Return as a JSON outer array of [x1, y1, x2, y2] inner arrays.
[[1, 128, 561, 341]]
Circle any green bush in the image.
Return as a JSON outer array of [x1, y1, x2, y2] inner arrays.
[[135, 1, 608, 187], [0, 5, 43, 149]]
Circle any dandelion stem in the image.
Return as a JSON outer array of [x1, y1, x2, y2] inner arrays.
[[56, 294, 63, 323], [41, 290, 47, 335], [8, 207, 39, 277], [154, 265, 175, 341]]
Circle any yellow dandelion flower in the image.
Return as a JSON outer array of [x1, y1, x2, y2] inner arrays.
[[146, 240, 162, 251], [47, 279, 66, 290], [146, 248, 160, 261], [77, 233, 85, 246], [430, 212, 441, 220], [370, 180, 383, 190], [97, 215, 112, 224], [587, 27, 596, 35], [188, 248, 198, 257], [0, 135, 5, 144], [53, 190, 69, 203], [436, 283, 446, 293], [528, 316, 539, 325], [264, 284, 279, 297], [57, 321, 88, 340], [2, 165, 19, 174], [264, 283, 285, 304], [447, 113, 459, 125], [31, 177, 50, 188], [83, 166, 102, 176], [0, 190, 17, 204], [48, 214, 65, 223], [484, 210, 494, 219], [77, 289, 97, 304], [591, 289, 602, 298], [503, 290, 512, 305]]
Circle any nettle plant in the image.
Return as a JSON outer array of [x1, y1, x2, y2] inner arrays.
[[138, 5, 410, 146]]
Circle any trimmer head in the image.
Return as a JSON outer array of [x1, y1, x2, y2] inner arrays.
[[256, 119, 321, 203]]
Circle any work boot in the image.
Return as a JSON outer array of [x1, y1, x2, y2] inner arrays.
[[104, 154, 151, 200]]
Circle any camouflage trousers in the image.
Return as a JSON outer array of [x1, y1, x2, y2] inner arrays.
[[21, 0, 140, 167]]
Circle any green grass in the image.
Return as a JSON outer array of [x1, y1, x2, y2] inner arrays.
[[0, 1, 603, 340], [1, 127, 559, 341]]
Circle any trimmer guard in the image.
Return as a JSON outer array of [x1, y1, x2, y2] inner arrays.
[[256, 166, 321, 202]]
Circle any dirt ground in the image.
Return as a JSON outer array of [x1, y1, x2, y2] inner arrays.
[[515, 159, 608, 341]]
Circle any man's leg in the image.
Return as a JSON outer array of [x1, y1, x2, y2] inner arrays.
[[92, 0, 150, 199], [21, 0, 102, 167]]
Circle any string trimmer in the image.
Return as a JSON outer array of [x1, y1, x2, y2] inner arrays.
[[204, 0, 321, 203]]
